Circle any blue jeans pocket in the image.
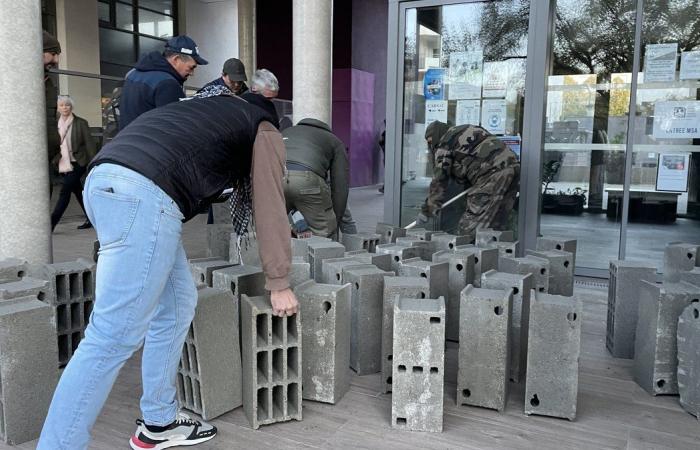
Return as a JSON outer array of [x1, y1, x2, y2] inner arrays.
[[89, 188, 140, 248]]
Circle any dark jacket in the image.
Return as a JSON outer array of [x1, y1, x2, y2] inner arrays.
[[46, 77, 60, 163], [282, 119, 349, 224], [52, 115, 96, 168], [198, 78, 249, 95], [91, 95, 276, 221], [119, 52, 185, 130], [240, 92, 278, 127]]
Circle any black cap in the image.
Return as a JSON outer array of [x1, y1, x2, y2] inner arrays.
[[43, 31, 61, 54], [165, 35, 208, 65], [223, 58, 247, 81]]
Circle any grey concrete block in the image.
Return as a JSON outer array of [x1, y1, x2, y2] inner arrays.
[[347, 252, 393, 272], [398, 258, 449, 308], [344, 266, 394, 375], [229, 235, 262, 266], [536, 237, 578, 265], [376, 223, 406, 244], [0, 258, 27, 284], [291, 236, 331, 262], [240, 295, 302, 429], [499, 256, 550, 294], [633, 281, 700, 395], [376, 244, 422, 272], [177, 288, 242, 420], [342, 233, 381, 253], [433, 251, 475, 341], [189, 258, 235, 287], [395, 237, 436, 261], [210, 201, 231, 224], [481, 270, 533, 383], [453, 245, 499, 288], [0, 299, 59, 444], [29, 258, 96, 305], [606, 261, 657, 359], [321, 257, 371, 285], [308, 241, 346, 282], [664, 243, 698, 283], [0, 277, 50, 302], [392, 297, 446, 432], [526, 249, 574, 296], [525, 291, 582, 420], [677, 303, 700, 418], [295, 281, 351, 403], [458, 286, 512, 411], [211, 264, 266, 321], [206, 224, 233, 259], [430, 234, 471, 252], [289, 258, 311, 289], [475, 229, 514, 247], [487, 241, 520, 259], [381, 277, 430, 393], [405, 228, 439, 241], [680, 267, 700, 288]]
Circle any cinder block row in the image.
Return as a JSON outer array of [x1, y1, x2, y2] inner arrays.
[[346, 251, 392, 272], [206, 224, 233, 260], [677, 303, 700, 418], [606, 261, 657, 359], [321, 257, 371, 285], [342, 233, 381, 253], [0, 258, 27, 284], [295, 281, 351, 404], [458, 286, 512, 411], [525, 291, 582, 421], [454, 245, 498, 288], [376, 223, 406, 244], [398, 258, 449, 302], [432, 251, 475, 341], [431, 233, 471, 252], [663, 243, 698, 283], [189, 258, 235, 287], [0, 298, 59, 445], [391, 297, 446, 433], [345, 266, 393, 375], [526, 250, 574, 296], [481, 270, 533, 383], [499, 256, 549, 293], [475, 229, 514, 247], [240, 295, 302, 429], [395, 237, 435, 261], [29, 259, 95, 305], [0, 277, 50, 302], [177, 288, 241, 420], [308, 241, 346, 282], [381, 277, 430, 393], [536, 237, 577, 265], [634, 281, 700, 395], [291, 236, 331, 262], [376, 244, 421, 272]]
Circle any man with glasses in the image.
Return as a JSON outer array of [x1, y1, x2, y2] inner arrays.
[[119, 35, 208, 130]]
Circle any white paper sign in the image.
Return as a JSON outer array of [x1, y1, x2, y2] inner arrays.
[[656, 153, 690, 192], [482, 61, 508, 98], [481, 99, 507, 135], [448, 52, 483, 100], [644, 43, 678, 82], [455, 100, 481, 126], [680, 51, 700, 80], [425, 100, 448, 125], [652, 101, 700, 139]]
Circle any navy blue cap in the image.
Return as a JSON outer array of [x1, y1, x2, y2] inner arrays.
[[165, 35, 208, 65]]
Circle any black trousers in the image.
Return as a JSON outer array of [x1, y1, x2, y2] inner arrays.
[[51, 163, 87, 230]]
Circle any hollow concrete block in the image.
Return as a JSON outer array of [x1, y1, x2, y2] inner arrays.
[[0, 258, 27, 284], [432, 250, 475, 341], [453, 245, 498, 288], [475, 229, 514, 247], [321, 257, 371, 285], [189, 258, 235, 287], [376, 223, 406, 244], [376, 244, 422, 272], [664, 243, 698, 283], [430, 234, 471, 252], [498, 256, 550, 294], [291, 236, 331, 262], [536, 237, 578, 266], [0, 277, 50, 302], [526, 249, 574, 296], [677, 303, 700, 418], [211, 264, 266, 321], [289, 257, 311, 289], [346, 252, 393, 272], [395, 237, 436, 261], [342, 233, 381, 253], [679, 267, 700, 288], [308, 241, 346, 282], [398, 258, 449, 303], [206, 224, 233, 259]]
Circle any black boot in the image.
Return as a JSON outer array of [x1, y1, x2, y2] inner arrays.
[[77, 220, 93, 230]]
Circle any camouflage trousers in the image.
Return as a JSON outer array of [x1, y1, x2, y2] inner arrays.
[[457, 165, 520, 239]]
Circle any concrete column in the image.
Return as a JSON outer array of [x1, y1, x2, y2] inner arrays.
[[0, 1, 53, 264], [292, 0, 332, 124], [237, 0, 256, 81]]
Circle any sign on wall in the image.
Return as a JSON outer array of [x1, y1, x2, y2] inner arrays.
[[425, 100, 448, 125], [656, 153, 690, 192], [448, 51, 483, 100], [481, 99, 507, 135], [652, 101, 700, 139]]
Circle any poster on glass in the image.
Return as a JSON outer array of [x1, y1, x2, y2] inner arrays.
[[455, 100, 480, 126], [425, 100, 448, 126], [482, 61, 508, 98], [656, 153, 690, 192], [643, 43, 678, 83], [423, 68, 446, 100], [448, 51, 483, 100], [481, 99, 507, 135], [680, 50, 700, 80], [652, 101, 700, 139]]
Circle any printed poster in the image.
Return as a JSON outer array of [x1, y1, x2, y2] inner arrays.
[[643, 43, 678, 82], [425, 100, 448, 125], [482, 61, 508, 98], [497, 135, 522, 160], [448, 51, 483, 100], [481, 99, 507, 135], [423, 68, 446, 100], [680, 51, 700, 80], [455, 100, 481, 126], [656, 153, 690, 192], [652, 101, 700, 139]]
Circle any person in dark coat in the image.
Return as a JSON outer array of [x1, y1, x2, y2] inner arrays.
[[198, 57, 248, 95], [119, 35, 208, 130], [43, 31, 61, 195]]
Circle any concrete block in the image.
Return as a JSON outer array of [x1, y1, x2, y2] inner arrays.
[[0, 277, 50, 302], [376, 244, 422, 272], [457, 286, 512, 411], [0, 299, 59, 444], [526, 249, 574, 296], [289, 258, 311, 289], [206, 224, 233, 259], [525, 291, 582, 420], [395, 237, 436, 260], [430, 234, 471, 252], [606, 261, 657, 359], [347, 252, 393, 272], [0, 258, 27, 284], [499, 256, 550, 294], [381, 277, 430, 393], [321, 257, 371, 285], [536, 237, 578, 265], [433, 251, 475, 341], [342, 233, 381, 253], [481, 270, 533, 383], [664, 243, 698, 283], [453, 245, 498, 288], [398, 258, 449, 308], [240, 295, 302, 429], [308, 241, 346, 282], [344, 266, 394, 375], [405, 228, 439, 241], [376, 223, 406, 244], [177, 288, 242, 420], [291, 236, 331, 262], [391, 297, 446, 432], [229, 235, 262, 266], [210, 201, 231, 224], [29, 258, 96, 305], [295, 281, 351, 403], [475, 229, 514, 247], [633, 281, 700, 395], [485, 241, 519, 259], [189, 258, 235, 287], [677, 303, 700, 418], [211, 264, 266, 322], [680, 267, 700, 287]]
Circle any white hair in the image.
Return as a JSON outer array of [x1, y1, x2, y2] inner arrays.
[[57, 95, 74, 108], [250, 69, 279, 94]]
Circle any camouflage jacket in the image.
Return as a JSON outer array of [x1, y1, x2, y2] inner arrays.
[[421, 124, 519, 217]]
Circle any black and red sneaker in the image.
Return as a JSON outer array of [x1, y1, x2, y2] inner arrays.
[[129, 412, 217, 449]]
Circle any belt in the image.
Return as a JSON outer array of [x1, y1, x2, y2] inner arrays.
[[286, 161, 313, 172]]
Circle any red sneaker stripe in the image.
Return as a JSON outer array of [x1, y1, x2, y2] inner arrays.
[[131, 435, 157, 449]]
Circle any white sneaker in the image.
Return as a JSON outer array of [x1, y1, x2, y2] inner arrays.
[[129, 412, 217, 449]]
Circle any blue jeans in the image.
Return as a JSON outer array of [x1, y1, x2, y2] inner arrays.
[[38, 164, 198, 450]]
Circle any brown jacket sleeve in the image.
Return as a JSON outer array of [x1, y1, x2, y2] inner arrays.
[[251, 121, 291, 291]]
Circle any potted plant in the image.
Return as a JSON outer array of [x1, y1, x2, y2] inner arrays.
[[541, 160, 586, 215]]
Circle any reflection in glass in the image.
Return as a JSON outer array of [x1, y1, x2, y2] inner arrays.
[[138, 8, 174, 38], [139, 0, 174, 15], [116, 3, 134, 32], [99, 28, 136, 67], [98, 1, 111, 23]]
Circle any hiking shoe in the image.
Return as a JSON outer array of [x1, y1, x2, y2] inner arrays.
[[129, 412, 217, 449]]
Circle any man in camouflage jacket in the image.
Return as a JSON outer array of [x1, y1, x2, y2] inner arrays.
[[417, 121, 520, 240]]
